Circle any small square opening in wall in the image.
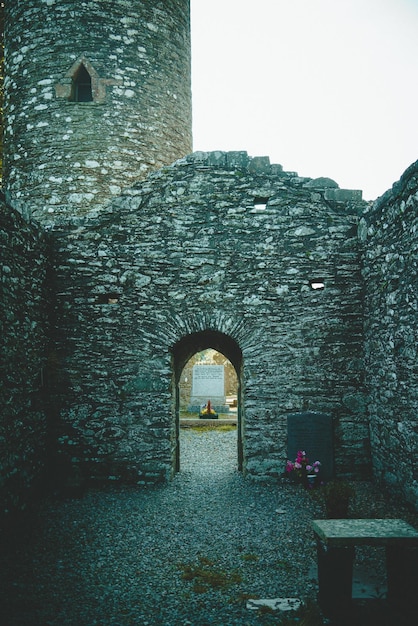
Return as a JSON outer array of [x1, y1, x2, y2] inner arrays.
[[96, 292, 120, 304], [253, 197, 269, 210], [309, 280, 325, 291]]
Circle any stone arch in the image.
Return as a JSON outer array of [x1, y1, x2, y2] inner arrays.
[[171, 330, 244, 473]]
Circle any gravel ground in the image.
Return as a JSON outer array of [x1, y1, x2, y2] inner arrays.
[[1, 428, 417, 626]]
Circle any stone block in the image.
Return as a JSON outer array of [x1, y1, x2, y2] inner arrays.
[[207, 151, 227, 167], [248, 156, 271, 174], [305, 177, 339, 189], [324, 188, 363, 202], [226, 151, 250, 168]]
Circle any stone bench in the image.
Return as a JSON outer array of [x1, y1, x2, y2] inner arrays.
[[312, 518, 418, 617]]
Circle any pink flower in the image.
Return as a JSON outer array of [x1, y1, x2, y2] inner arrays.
[[285, 452, 321, 484]]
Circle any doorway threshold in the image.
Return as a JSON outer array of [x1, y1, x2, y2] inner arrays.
[[180, 418, 237, 428]]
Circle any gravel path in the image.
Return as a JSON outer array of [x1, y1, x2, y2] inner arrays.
[[1, 428, 415, 625]]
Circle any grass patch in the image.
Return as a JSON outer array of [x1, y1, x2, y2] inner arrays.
[[229, 591, 260, 604], [179, 556, 242, 593], [191, 424, 236, 433], [240, 553, 259, 562], [275, 558, 292, 572]]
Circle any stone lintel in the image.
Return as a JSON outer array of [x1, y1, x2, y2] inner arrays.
[[325, 188, 363, 202]]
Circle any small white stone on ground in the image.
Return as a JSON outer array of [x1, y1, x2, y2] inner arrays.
[[246, 597, 302, 611]]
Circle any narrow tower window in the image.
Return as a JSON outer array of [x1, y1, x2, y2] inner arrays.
[[71, 64, 93, 102]]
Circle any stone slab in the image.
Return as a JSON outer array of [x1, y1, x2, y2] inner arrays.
[[312, 518, 418, 547], [247, 598, 302, 612], [191, 364, 225, 398], [287, 412, 333, 480]]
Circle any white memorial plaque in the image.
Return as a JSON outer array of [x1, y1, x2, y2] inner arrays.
[[188, 365, 228, 412], [192, 365, 224, 398]]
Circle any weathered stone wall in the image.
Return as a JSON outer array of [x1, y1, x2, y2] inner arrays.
[[362, 161, 418, 507], [47, 152, 369, 483], [0, 198, 49, 524], [1, 0, 416, 511], [3, 0, 192, 225]]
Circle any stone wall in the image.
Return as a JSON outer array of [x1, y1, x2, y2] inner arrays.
[[47, 152, 369, 483], [1, 0, 416, 512], [3, 0, 192, 225], [3, 149, 417, 507], [362, 161, 418, 508], [0, 198, 49, 524]]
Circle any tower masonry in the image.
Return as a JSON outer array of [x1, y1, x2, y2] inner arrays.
[[3, 0, 192, 225]]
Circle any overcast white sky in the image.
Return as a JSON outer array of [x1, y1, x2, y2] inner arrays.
[[190, 0, 418, 200]]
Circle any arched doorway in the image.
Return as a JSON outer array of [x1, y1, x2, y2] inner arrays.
[[171, 330, 243, 473]]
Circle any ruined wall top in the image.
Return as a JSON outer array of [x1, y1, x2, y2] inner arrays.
[[176, 151, 363, 202], [367, 159, 418, 215]]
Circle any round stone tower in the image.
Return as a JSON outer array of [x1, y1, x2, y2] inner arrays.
[[3, 0, 192, 224]]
